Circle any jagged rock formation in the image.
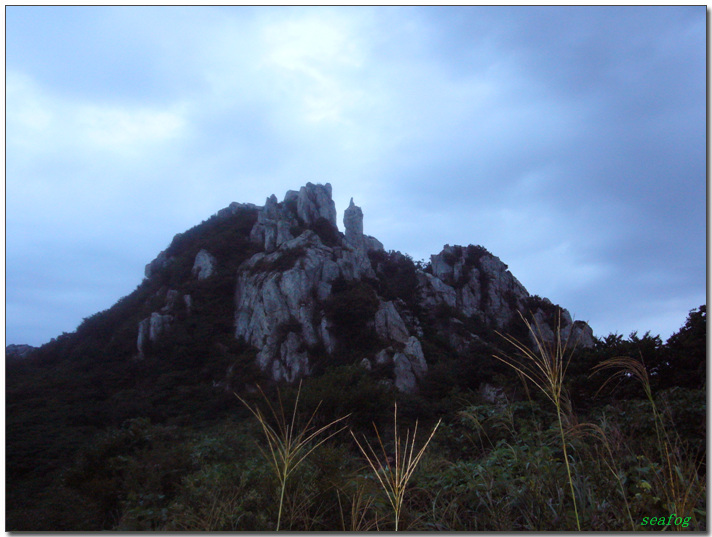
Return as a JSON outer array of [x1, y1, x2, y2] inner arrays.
[[234, 184, 381, 383], [344, 197, 383, 252], [137, 312, 173, 357], [137, 287, 192, 357], [139, 182, 594, 392], [422, 244, 594, 348]]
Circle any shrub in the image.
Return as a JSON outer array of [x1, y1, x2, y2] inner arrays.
[[323, 279, 381, 355], [63, 418, 194, 530], [369, 250, 420, 307], [312, 217, 341, 247]]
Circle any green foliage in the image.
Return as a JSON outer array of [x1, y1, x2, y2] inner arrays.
[[369, 250, 420, 308], [165, 208, 259, 268], [297, 365, 393, 433], [312, 217, 341, 247], [464, 244, 492, 266], [322, 278, 381, 356], [6, 231, 707, 537], [440, 245, 461, 267], [62, 418, 194, 530], [661, 305, 706, 389]]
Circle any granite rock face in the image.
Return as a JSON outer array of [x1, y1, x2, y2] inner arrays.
[[296, 182, 337, 227], [343, 197, 383, 253], [192, 249, 217, 280], [234, 228, 376, 381], [138, 183, 594, 392], [344, 198, 364, 248], [229, 187, 594, 391], [421, 244, 593, 348], [137, 288, 192, 357], [137, 313, 173, 357], [425, 244, 530, 327], [234, 186, 392, 386]]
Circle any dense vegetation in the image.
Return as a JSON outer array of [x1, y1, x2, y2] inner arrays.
[[7, 304, 705, 530], [5, 204, 705, 530]]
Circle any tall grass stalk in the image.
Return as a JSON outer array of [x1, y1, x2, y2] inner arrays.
[[494, 312, 582, 530], [235, 382, 349, 531], [592, 355, 705, 530], [569, 421, 635, 531], [351, 404, 441, 531], [336, 479, 379, 531]]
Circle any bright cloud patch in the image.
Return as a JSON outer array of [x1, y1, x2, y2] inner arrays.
[[261, 12, 365, 123], [7, 70, 186, 160], [77, 105, 186, 154]]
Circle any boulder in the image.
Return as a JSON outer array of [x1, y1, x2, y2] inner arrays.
[[373, 336, 427, 394], [375, 300, 410, 344], [192, 249, 217, 280], [393, 353, 417, 393]]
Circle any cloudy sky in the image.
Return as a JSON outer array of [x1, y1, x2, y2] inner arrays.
[[6, 6, 706, 347]]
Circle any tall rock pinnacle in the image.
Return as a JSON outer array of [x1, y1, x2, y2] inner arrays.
[[344, 197, 364, 248]]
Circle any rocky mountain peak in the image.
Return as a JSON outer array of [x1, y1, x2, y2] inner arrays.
[[136, 183, 593, 393]]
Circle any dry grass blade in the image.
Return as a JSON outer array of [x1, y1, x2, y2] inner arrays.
[[235, 381, 349, 531], [350, 403, 441, 531], [590, 355, 652, 400], [494, 313, 573, 410], [590, 355, 705, 529], [493, 311, 582, 530], [336, 479, 379, 531], [568, 422, 635, 530]]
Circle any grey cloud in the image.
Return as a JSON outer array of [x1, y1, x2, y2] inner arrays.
[[5, 6, 705, 346]]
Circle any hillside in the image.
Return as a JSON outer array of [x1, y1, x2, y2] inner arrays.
[[6, 183, 705, 530]]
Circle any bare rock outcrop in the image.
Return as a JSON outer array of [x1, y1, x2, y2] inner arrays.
[[137, 288, 192, 357], [344, 197, 364, 249], [343, 197, 383, 253], [295, 182, 337, 227], [425, 245, 529, 327], [418, 244, 592, 348], [235, 227, 376, 379], [192, 249, 217, 280], [375, 300, 410, 344], [137, 312, 173, 357], [135, 183, 594, 391], [227, 186, 593, 390]]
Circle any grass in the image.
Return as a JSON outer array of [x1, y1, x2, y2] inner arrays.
[[335, 478, 379, 531], [592, 355, 706, 530], [494, 312, 581, 530], [350, 403, 441, 531], [235, 382, 349, 530]]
